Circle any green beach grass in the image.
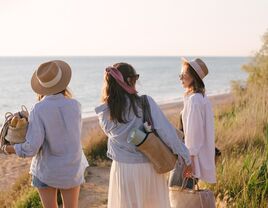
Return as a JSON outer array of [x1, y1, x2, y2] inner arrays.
[[1, 30, 267, 208], [211, 30, 268, 207]]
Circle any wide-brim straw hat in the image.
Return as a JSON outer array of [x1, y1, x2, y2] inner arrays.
[[182, 57, 209, 80], [31, 60, 72, 95]]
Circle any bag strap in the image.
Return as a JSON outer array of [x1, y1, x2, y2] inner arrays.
[[21, 105, 28, 113], [5, 112, 13, 121], [140, 95, 154, 129], [140, 95, 161, 136], [19, 105, 29, 118]]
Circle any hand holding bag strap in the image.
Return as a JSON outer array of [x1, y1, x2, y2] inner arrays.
[[140, 95, 159, 137]]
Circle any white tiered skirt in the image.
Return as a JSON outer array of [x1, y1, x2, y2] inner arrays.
[[108, 160, 170, 208]]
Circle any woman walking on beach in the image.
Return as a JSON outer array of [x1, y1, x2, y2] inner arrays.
[[170, 58, 216, 188], [95, 62, 192, 208], [2, 60, 88, 208]]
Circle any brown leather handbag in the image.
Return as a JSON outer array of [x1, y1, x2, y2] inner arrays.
[[136, 95, 177, 174]]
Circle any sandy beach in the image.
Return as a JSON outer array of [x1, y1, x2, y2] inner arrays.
[[0, 93, 233, 206], [80, 93, 233, 145]]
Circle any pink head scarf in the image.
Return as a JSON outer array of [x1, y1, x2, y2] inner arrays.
[[105, 66, 137, 94]]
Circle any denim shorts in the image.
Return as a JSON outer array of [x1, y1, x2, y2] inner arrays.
[[31, 175, 49, 188]]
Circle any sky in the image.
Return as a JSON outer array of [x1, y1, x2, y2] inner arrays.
[[0, 0, 267, 56]]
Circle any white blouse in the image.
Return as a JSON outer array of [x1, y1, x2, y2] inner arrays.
[[182, 93, 216, 183], [95, 95, 191, 165]]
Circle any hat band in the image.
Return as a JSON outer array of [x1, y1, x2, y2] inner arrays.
[[38, 68, 62, 88], [189, 61, 205, 79]]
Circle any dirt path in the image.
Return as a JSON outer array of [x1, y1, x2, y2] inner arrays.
[[0, 154, 31, 191], [79, 166, 110, 208], [0, 153, 110, 208]]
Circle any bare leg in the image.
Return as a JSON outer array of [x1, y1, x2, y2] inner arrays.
[[37, 187, 58, 208], [60, 186, 80, 208]]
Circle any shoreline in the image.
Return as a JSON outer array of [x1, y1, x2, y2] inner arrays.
[[82, 92, 233, 121], [80, 92, 233, 144], [81, 90, 232, 118]]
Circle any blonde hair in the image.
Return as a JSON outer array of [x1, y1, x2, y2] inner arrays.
[[37, 88, 73, 101]]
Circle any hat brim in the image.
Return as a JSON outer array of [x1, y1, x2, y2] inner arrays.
[[31, 60, 72, 95], [181, 57, 190, 64], [181, 57, 205, 86]]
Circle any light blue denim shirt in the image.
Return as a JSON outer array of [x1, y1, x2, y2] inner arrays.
[[95, 95, 191, 165], [14, 94, 89, 189]]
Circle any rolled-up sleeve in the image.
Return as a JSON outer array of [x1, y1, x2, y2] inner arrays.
[[14, 107, 45, 157], [147, 96, 191, 165], [95, 104, 111, 134]]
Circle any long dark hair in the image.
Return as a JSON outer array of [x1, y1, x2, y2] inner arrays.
[[101, 63, 140, 123], [184, 63, 205, 96]]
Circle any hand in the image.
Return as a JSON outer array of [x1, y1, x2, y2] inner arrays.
[[143, 122, 152, 133], [1, 145, 15, 155], [183, 164, 193, 178]]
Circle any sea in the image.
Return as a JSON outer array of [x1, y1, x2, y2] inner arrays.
[[0, 56, 250, 122]]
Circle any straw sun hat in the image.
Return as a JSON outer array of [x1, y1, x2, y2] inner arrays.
[[31, 60, 72, 95], [182, 57, 209, 80]]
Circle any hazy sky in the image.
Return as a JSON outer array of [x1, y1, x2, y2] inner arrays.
[[0, 0, 267, 56]]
